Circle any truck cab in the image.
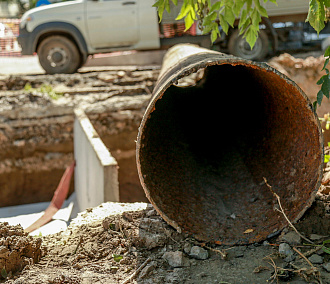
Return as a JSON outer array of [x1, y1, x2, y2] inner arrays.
[[18, 0, 160, 74]]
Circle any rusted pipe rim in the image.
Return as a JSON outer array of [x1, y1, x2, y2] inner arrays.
[[136, 47, 323, 245]]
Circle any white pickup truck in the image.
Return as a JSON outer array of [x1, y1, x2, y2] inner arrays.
[[18, 0, 310, 74]]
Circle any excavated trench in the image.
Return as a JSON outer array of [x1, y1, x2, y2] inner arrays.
[[0, 67, 159, 207], [0, 54, 328, 212]]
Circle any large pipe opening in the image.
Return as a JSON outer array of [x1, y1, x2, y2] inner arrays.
[[137, 48, 322, 245]]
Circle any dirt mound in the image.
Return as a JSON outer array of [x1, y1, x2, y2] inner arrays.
[[268, 53, 329, 116], [0, 222, 42, 280], [1, 192, 328, 284]]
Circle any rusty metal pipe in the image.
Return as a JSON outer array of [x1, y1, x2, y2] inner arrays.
[[136, 44, 323, 245]]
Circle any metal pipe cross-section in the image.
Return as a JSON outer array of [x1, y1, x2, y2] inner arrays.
[[136, 44, 323, 245]]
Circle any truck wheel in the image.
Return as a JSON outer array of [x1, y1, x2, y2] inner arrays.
[[228, 29, 269, 60], [37, 36, 81, 74]]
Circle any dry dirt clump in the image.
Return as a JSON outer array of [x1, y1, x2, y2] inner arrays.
[[0, 222, 42, 280], [268, 53, 329, 116]]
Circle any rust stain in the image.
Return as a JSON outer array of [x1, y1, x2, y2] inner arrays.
[[136, 45, 323, 245]]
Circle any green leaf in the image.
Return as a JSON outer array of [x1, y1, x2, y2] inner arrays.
[[224, 5, 236, 27], [219, 14, 229, 34], [176, 1, 190, 20], [313, 100, 318, 111], [24, 82, 32, 91], [203, 11, 217, 26], [307, 0, 326, 34], [317, 89, 324, 105], [165, 0, 171, 14], [210, 1, 221, 13], [184, 10, 195, 31], [317, 75, 325, 85], [246, 0, 253, 12], [153, 0, 165, 22], [251, 8, 261, 26], [323, 58, 329, 70], [233, 0, 245, 16], [202, 22, 217, 34], [253, 0, 268, 17], [325, 46, 330, 57], [211, 26, 219, 42], [171, 0, 178, 5], [325, 154, 330, 163], [112, 254, 123, 262], [244, 24, 258, 49], [238, 9, 248, 30], [239, 17, 251, 35], [321, 75, 330, 98]]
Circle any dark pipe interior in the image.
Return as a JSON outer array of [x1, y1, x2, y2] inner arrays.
[[139, 64, 321, 244]]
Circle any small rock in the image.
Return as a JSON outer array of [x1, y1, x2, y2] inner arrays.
[[263, 241, 270, 246], [308, 254, 324, 264], [197, 272, 207, 278], [281, 231, 301, 245], [279, 243, 294, 257], [138, 262, 156, 279], [233, 246, 245, 258], [284, 253, 296, 262], [310, 234, 326, 241], [183, 242, 192, 255], [117, 71, 126, 78], [110, 266, 119, 274], [189, 246, 209, 260], [139, 230, 165, 249], [322, 262, 330, 272], [146, 209, 158, 217], [163, 251, 189, 268]]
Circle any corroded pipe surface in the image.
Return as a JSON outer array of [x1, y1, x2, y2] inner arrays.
[[136, 44, 323, 245]]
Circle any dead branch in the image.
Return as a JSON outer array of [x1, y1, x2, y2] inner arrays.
[[203, 245, 228, 260], [120, 257, 151, 284], [292, 247, 323, 284], [263, 177, 314, 245]]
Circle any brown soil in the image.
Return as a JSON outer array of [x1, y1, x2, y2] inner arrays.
[[1, 187, 329, 284], [0, 222, 42, 278]]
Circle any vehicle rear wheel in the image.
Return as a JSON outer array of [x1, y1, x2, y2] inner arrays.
[[228, 29, 269, 61], [37, 35, 81, 74]]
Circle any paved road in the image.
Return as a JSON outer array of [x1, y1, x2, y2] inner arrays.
[[0, 50, 165, 75], [0, 55, 44, 75]]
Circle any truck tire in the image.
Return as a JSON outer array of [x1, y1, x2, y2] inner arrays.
[[37, 35, 81, 74], [228, 29, 269, 61]]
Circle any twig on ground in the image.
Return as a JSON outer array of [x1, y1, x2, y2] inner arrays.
[[120, 257, 151, 284], [203, 245, 228, 260], [293, 247, 323, 284], [264, 254, 279, 284], [73, 236, 83, 255], [263, 177, 314, 245], [296, 246, 323, 258], [253, 265, 270, 273]]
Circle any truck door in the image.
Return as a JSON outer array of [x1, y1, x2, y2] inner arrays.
[[86, 0, 139, 49]]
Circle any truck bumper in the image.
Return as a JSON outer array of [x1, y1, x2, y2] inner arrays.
[[17, 27, 35, 55]]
